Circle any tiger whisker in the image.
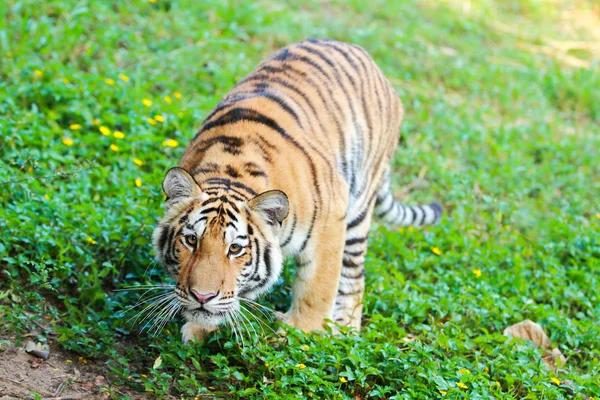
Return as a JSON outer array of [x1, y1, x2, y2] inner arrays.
[[114, 284, 175, 291], [142, 297, 175, 333], [226, 310, 242, 347], [240, 302, 279, 337], [229, 309, 246, 348], [236, 308, 258, 344], [130, 293, 177, 328], [122, 290, 175, 318], [143, 257, 160, 278], [239, 298, 284, 320], [239, 299, 276, 322], [149, 299, 181, 336]]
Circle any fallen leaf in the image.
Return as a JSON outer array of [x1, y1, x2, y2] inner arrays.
[[30, 358, 44, 368], [94, 375, 106, 387], [503, 320, 566, 370], [153, 355, 162, 369], [402, 333, 418, 343]]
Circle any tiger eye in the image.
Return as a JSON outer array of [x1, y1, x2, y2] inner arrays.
[[229, 243, 242, 254], [185, 234, 197, 246]]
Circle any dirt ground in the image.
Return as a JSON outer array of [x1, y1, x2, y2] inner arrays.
[[0, 337, 150, 400]]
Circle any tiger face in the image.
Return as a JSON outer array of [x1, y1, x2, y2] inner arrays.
[[152, 168, 288, 329]]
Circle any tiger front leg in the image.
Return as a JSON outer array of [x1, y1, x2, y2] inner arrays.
[[285, 222, 346, 332], [181, 322, 217, 345]]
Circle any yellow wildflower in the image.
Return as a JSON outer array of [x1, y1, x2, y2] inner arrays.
[[62, 138, 74, 146], [44, 194, 50, 201], [99, 126, 111, 136], [162, 139, 178, 148], [301, 345, 309, 351], [86, 237, 97, 245], [458, 369, 471, 375], [473, 269, 482, 278], [113, 131, 125, 139], [439, 390, 447, 395], [119, 73, 130, 82], [408, 226, 414, 232], [296, 363, 306, 370], [92, 119, 100, 125], [135, 178, 142, 187], [551, 377, 560, 385], [147, 117, 157, 125], [34, 69, 43, 77], [142, 99, 153, 107], [66, 359, 72, 363], [110, 144, 119, 152], [431, 246, 442, 255], [264, 362, 269, 368], [105, 78, 115, 85], [174, 91, 182, 99], [164, 95, 172, 104], [133, 158, 143, 166], [149, 0, 157, 3], [154, 115, 165, 122], [484, 367, 489, 373], [596, 214, 600, 220], [69, 124, 82, 130], [63, 78, 70, 84], [339, 377, 347, 383], [456, 382, 468, 389]]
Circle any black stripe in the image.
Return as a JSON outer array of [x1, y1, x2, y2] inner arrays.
[[225, 165, 240, 178], [157, 225, 170, 252], [202, 184, 251, 200], [281, 213, 297, 247], [225, 209, 238, 222], [194, 135, 244, 153], [200, 207, 220, 215], [341, 269, 365, 279], [417, 205, 426, 226], [297, 207, 317, 253], [202, 197, 219, 206], [192, 216, 208, 227], [345, 236, 368, 246], [204, 177, 257, 196], [344, 249, 365, 257], [338, 289, 362, 296], [376, 198, 395, 218], [347, 208, 369, 229], [343, 259, 362, 268]]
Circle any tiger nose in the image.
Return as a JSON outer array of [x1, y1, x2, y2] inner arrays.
[[190, 289, 219, 304]]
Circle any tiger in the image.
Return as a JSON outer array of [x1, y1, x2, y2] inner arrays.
[[152, 39, 442, 344]]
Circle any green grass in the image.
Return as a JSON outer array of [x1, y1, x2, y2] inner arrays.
[[1, 0, 599, 398]]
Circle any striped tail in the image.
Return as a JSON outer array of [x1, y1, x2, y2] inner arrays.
[[374, 171, 443, 227]]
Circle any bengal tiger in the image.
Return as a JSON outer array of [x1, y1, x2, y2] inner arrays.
[[152, 39, 442, 344]]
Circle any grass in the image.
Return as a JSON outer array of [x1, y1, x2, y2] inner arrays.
[[1, 0, 599, 398]]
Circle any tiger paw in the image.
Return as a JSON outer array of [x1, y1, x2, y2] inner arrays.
[[284, 314, 328, 333], [181, 322, 216, 345]]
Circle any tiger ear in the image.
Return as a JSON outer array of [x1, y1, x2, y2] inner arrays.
[[162, 167, 202, 208], [248, 190, 289, 226]]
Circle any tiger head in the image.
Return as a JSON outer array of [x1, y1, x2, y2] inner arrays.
[[152, 167, 289, 329]]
